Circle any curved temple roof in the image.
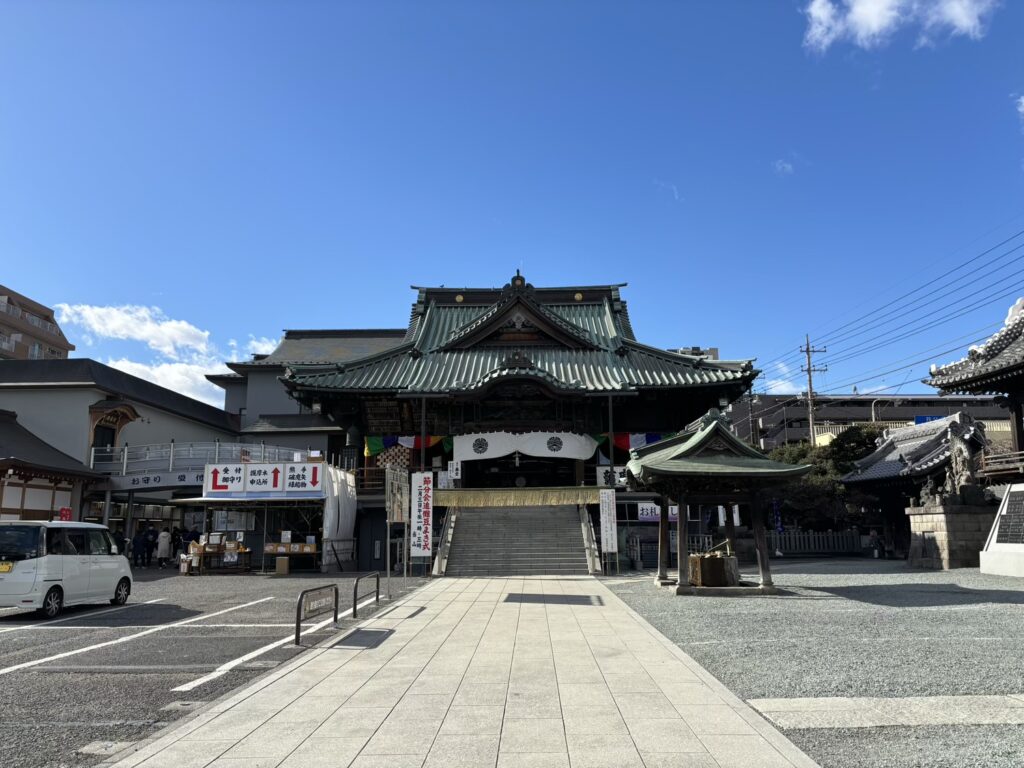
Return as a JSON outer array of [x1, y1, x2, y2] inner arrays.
[[927, 298, 1024, 393], [842, 412, 987, 485], [627, 409, 811, 483], [284, 274, 757, 396]]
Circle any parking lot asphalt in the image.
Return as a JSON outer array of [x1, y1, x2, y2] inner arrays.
[[0, 567, 424, 768], [604, 559, 1024, 768]]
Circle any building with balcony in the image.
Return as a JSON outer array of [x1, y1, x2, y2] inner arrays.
[[0, 284, 75, 361], [729, 393, 1010, 452]]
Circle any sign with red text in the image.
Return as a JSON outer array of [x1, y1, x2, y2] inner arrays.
[[411, 471, 433, 557], [204, 464, 245, 494]]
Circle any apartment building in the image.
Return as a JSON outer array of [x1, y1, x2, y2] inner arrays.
[[0, 284, 75, 361]]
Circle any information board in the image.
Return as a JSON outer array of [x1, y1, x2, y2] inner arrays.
[[600, 488, 617, 553], [411, 472, 433, 557], [996, 491, 1024, 544]]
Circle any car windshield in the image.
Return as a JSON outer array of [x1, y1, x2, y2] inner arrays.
[[0, 526, 42, 561]]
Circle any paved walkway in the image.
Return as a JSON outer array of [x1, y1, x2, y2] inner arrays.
[[106, 577, 819, 768]]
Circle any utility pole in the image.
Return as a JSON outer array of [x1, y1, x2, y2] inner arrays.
[[801, 334, 827, 448]]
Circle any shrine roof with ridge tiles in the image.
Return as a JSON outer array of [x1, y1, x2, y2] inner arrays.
[[283, 277, 756, 395], [927, 298, 1024, 393]]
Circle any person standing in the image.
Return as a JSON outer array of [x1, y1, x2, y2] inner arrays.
[[156, 527, 172, 569], [145, 524, 158, 567], [131, 528, 146, 568]]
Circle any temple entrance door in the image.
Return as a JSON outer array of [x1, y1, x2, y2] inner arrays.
[[462, 454, 576, 489]]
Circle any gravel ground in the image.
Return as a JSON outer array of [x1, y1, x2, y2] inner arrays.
[[0, 569, 424, 768], [604, 559, 1024, 768]]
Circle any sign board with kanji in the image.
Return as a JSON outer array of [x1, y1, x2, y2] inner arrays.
[[58, 507, 72, 521], [285, 463, 322, 491], [637, 503, 679, 522], [599, 488, 617, 553], [411, 471, 433, 557], [204, 464, 245, 494], [246, 464, 284, 491], [202, 462, 325, 499]]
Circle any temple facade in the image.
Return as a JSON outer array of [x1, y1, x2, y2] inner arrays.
[[284, 273, 757, 485], [282, 273, 759, 573]]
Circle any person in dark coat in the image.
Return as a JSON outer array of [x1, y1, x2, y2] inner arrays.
[[144, 524, 158, 567], [131, 529, 147, 568]]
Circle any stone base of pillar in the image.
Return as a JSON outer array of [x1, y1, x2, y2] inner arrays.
[[905, 503, 996, 569], [655, 576, 677, 587], [674, 584, 779, 596]]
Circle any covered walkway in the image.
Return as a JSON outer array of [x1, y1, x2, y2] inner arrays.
[[109, 577, 817, 768]]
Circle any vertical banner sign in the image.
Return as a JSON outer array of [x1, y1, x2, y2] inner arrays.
[[599, 488, 618, 553], [411, 472, 433, 557], [447, 460, 461, 480]]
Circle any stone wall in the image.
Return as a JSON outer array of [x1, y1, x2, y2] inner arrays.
[[905, 504, 996, 569]]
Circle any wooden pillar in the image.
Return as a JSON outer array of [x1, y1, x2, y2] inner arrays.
[[1010, 396, 1024, 454], [656, 494, 670, 585], [675, 490, 690, 593], [749, 489, 774, 588], [723, 503, 737, 556]]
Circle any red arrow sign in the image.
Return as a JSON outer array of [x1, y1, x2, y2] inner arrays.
[[310, 466, 319, 487], [210, 468, 229, 491], [271, 467, 281, 488]]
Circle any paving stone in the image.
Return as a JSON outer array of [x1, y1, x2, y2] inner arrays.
[[675, 705, 756, 735], [496, 753, 571, 768], [625, 719, 705, 753], [640, 753, 722, 768], [454, 682, 509, 706], [424, 734, 500, 767], [362, 721, 439, 755], [699, 735, 794, 768], [439, 705, 505, 735], [278, 737, 367, 767], [314, 707, 391, 740], [500, 718, 568, 753]]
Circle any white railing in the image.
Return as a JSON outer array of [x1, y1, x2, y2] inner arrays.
[[90, 440, 312, 475]]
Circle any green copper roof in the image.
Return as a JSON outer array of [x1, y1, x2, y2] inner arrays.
[[284, 274, 757, 395], [627, 410, 811, 481]]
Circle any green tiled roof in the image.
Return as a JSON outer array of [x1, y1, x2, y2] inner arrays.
[[285, 276, 757, 395], [627, 410, 810, 481]]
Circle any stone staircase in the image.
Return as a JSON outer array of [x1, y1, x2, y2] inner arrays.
[[444, 506, 591, 577]]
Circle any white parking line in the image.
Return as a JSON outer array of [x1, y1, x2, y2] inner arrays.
[[171, 595, 379, 692], [0, 597, 273, 676], [0, 599, 166, 635]]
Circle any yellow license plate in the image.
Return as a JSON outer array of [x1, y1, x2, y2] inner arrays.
[[0, 562, 12, 573]]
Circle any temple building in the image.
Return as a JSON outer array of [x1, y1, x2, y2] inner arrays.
[[282, 273, 758, 574], [927, 298, 1024, 577]]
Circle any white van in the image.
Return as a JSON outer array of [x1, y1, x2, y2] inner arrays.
[[0, 521, 133, 618]]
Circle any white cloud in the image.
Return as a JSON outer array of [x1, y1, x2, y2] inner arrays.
[[55, 304, 209, 360], [56, 302, 244, 408], [1016, 95, 1024, 128], [105, 358, 229, 407], [773, 159, 795, 176], [653, 179, 683, 202], [765, 378, 800, 394], [803, 0, 999, 52], [246, 335, 280, 356]]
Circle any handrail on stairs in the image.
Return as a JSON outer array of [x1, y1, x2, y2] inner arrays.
[[579, 505, 601, 575], [432, 508, 458, 576]]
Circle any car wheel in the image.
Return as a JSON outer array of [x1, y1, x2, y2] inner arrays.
[[39, 587, 63, 619], [111, 578, 130, 606]]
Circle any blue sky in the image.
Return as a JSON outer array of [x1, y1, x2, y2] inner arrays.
[[1, 1, 1022, 405]]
